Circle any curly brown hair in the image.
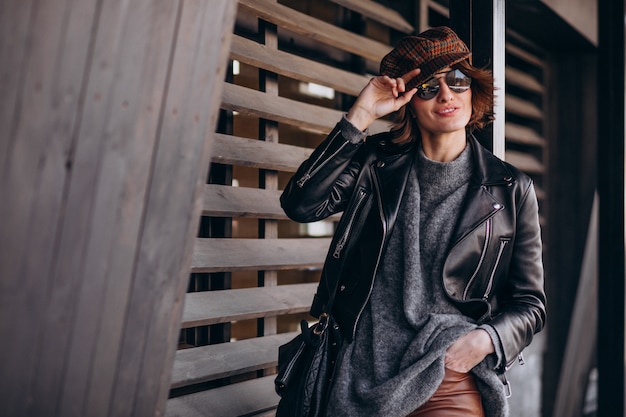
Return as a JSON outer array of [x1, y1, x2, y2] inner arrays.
[[389, 60, 495, 144]]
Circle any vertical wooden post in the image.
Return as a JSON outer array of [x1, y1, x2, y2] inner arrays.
[[597, 0, 626, 415], [258, 19, 279, 338], [449, 0, 505, 159]]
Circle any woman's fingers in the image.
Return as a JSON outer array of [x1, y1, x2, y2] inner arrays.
[[402, 68, 422, 86]]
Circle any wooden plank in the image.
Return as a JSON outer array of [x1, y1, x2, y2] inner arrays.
[[223, 82, 337, 133], [0, 0, 34, 170], [238, 0, 391, 63], [203, 184, 286, 219], [212, 133, 312, 172], [505, 66, 543, 93], [0, 1, 101, 415], [191, 237, 331, 273], [505, 150, 545, 174], [222, 82, 389, 134], [505, 122, 545, 147], [230, 35, 369, 97], [327, 0, 414, 33], [181, 283, 317, 328], [166, 375, 279, 417], [505, 95, 544, 120], [53, 2, 181, 415], [202, 184, 342, 221], [505, 39, 545, 68], [171, 332, 297, 388], [109, 2, 238, 416]]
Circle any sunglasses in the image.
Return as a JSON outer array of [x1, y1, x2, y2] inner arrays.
[[416, 69, 472, 100]]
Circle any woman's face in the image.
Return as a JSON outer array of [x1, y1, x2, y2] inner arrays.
[[409, 68, 472, 139]]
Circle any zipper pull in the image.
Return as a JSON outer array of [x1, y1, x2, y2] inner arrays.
[[518, 353, 525, 366], [333, 242, 344, 259], [296, 173, 311, 188]]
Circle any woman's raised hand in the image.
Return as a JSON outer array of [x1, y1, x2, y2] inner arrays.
[[345, 68, 421, 132]]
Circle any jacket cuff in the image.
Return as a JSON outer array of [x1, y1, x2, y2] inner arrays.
[[479, 323, 505, 371], [339, 115, 367, 144]]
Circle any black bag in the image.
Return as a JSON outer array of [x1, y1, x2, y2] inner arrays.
[[274, 312, 343, 417]]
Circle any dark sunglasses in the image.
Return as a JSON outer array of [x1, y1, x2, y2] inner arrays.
[[416, 69, 472, 100]]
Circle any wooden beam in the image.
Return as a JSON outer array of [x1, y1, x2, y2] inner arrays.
[[211, 133, 312, 172], [191, 238, 331, 272], [166, 375, 279, 417], [237, 0, 391, 63], [171, 332, 297, 387], [230, 35, 369, 97], [327, 0, 414, 34], [181, 283, 317, 328]]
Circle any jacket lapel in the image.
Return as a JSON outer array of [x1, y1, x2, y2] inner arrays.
[[371, 142, 415, 237], [449, 136, 513, 246]]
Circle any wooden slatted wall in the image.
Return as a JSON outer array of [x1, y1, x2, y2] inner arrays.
[[166, 1, 413, 416]]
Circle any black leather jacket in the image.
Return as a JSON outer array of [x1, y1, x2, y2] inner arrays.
[[280, 123, 546, 373]]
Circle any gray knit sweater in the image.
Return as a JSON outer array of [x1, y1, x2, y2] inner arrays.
[[325, 135, 508, 416]]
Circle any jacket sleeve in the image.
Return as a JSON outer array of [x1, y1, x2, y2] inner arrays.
[[280, 118, 366, 223], [488, 179, 547, 371]]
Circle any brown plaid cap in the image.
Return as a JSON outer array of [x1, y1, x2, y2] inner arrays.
[[380, 26, 472, 91]]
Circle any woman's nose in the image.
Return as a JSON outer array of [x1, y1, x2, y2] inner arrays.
[[437, 81, 454, 102]]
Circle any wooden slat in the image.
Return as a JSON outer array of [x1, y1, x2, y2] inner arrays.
[[223, 82, 337, 133], [505, 122, 545, 147], [505, 95, 544, 120], [202, 184, 343, 221], [181, 283, 317, 328], [203, 185, 286, 219], [505, 150, 545, 174], [222, 83, 389, 134], [212, 133, 312, 172], [428, 1, 450, 18], [505, 66, 543, 93], [230, 35, 369, 97], [171, 332, 297, 388], [327, 0, 414, 33], [505, 40, 544, 68], [192, 237, 331, 272], [238, 0, 391, 63], [166, 375, 278, 417]]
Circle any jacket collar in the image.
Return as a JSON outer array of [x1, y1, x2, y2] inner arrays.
[[372, 133, 514, 247], [467, 134, 516, 187]]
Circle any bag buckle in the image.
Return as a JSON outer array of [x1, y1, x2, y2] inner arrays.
[[313, 312, 330, 335]]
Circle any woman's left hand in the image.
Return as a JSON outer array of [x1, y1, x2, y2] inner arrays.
[[444, 329, 495, 373]]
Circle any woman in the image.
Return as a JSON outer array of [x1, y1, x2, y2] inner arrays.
[[280, 26, 546, 417]]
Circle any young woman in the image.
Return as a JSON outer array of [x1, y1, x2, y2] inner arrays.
[[280, 26, 546, 417]]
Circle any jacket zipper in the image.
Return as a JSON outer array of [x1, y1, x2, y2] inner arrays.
[[297, 130, 347, 188], [352, 168, 387, 340], [463, 219, 491, 300], [483, 238, 509, 300], [333, 188, 367, 259]]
